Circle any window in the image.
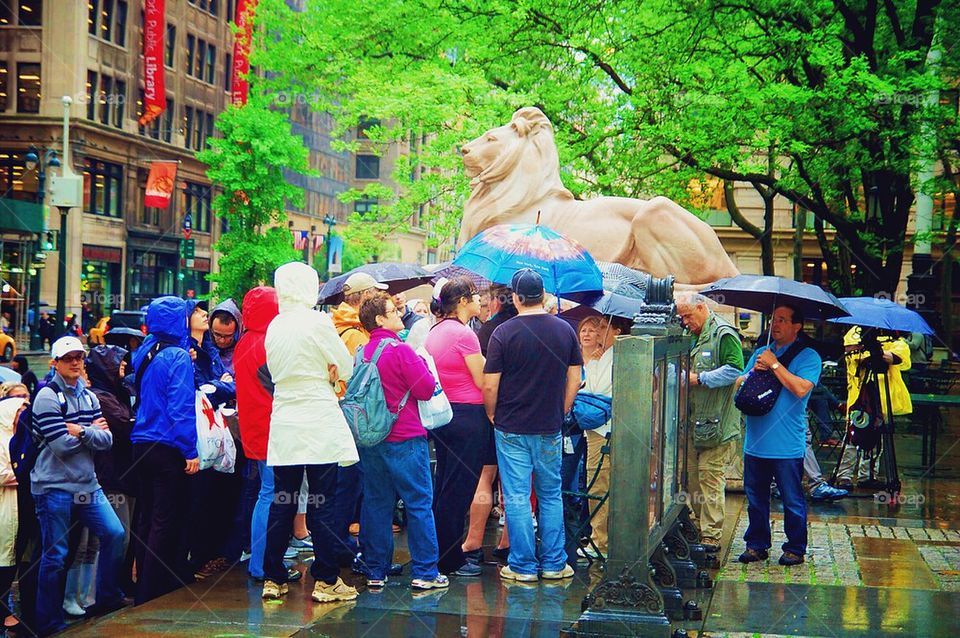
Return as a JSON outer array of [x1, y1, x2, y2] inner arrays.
[[0, 4, 11, 25], [87, 0, 98, 34], [226, 0, 234, 22], [205, 112, 214, 146], [18, 0, 41, 26], [205, 44, 215, 84], [184, 182, 212, 233], [354, 198, 378, 216], [0, 64, 9, 112], [193, 109, 204, 150], [100, 0, 114, 41], [185, 35, 195, 76], [357, 117, 381, 139], [224, 53, 232, 91], [184, 106, 194, 149], [163, 98, 174, 143], [16, 63, 40, 114], [113, 80, 126, 127], [114, 1, 127, 46], [355, 154, 379, 179], [165, 24, 176, 67], [86, 71, 97, 119], [98, 75, 113, 125], [83, 159, 123, 218], [189, 0, 218, 16], [195, 40, 206, 78]]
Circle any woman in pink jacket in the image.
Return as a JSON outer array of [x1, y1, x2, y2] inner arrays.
[[356, 293, 448, 591]]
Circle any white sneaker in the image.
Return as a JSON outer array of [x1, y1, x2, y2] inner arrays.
[[577, 546, 606, 560], [63, 599, 86, 616]]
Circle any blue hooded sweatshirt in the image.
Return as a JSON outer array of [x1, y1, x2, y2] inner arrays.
[[131, 296, 198, 460]]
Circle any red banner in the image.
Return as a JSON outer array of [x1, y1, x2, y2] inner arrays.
[[144, 162, 178, 209], [231, 0, 258, 106], [139, 0, 166, 126]]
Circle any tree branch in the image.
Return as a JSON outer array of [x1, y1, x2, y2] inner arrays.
[[724, 180, 762, 239]]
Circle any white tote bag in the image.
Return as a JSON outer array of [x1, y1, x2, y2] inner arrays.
[[415, 348, 453, 430], [195, 390, 237, 473]]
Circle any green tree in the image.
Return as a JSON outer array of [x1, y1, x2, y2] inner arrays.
[[253, 0, 959, 296], [198, 100, 309, 301]]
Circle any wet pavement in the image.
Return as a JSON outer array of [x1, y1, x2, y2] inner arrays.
[[59, 419, 960, 637]]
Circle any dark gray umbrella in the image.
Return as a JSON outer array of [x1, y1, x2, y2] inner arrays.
[[319, 262, 433, 305], [701, 275, 849, 321]]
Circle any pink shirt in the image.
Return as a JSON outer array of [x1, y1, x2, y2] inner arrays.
[[424, 319, 483, 405]]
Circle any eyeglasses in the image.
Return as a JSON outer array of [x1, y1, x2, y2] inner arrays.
[[212, 330, 236, 341], [382, 307, 401, 317], [58, 353, 84, 363]]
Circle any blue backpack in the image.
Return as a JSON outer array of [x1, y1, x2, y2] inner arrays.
[[340, 339, 412, 448], [572, 392, 613, 431]]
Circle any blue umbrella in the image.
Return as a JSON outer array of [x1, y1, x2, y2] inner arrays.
[[828, 297, 934, 335], [701, 274, 849, 321], [560, 261, 648, 322], [453, 223, 602, 298]]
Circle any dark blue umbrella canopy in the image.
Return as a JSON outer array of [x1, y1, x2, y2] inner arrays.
[[319, 262, 433, 305], [828, 297, 934, 335], [701, 274, 849, 321]]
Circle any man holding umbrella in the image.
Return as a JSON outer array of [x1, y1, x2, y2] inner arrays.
[[675, 293, 744, 554], [736, 305, 821, 567]]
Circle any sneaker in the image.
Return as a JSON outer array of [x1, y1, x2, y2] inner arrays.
[[312, 577, 358, 603], [779, 551, 804, 566], [411, 574, 450, 590], [261, 580, 288, 599], [63, 599, 86, 617], [576, 546, 606, 560], [194, 557, 231, 581], [542, 564, 575, 580], [366, 576, 388, 588], [737, 548, 769, 564], [289, 535, 313, 550], [453, 562, 482, 577], [810, 483, 848, 501], [240, 550, 252, 562], [284, 546, 299, 560], [389, 563, 404, 576], [463, 548, 483, 565], [499, 566, 538, 582]]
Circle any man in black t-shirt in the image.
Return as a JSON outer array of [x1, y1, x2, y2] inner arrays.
[[483, 269, 582, 582]]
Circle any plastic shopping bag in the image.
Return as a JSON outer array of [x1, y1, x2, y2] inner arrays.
[[195, 391, 237, 473], [415, 348, 453, 430]]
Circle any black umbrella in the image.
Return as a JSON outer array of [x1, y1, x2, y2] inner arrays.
[[319, 262, 434, 305], [701, 275, 849, 321]]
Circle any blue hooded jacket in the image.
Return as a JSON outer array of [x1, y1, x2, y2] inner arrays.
[[130, 296, 198, 460], [186, 299, 236, 409]]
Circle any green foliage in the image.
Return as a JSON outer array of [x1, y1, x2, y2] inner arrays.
[[253, 0, 960, 295], [198, 99, 312, 301]]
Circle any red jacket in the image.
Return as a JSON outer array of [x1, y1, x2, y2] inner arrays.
[[235, 286, 279, 460]]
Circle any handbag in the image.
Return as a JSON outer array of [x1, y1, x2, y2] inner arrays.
[[734, 340, 806, 417], [571, 392, 613, 431], [415, 347, 453, 430], [195, 391, 237, 473]]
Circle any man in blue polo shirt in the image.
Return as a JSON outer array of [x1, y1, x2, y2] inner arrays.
[[736, 304, 821, 567]]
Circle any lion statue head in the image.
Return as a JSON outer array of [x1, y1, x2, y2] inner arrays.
[[459, 107, 574, 244]]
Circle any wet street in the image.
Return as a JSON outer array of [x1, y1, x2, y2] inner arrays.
[[54, 418, 960, 638]]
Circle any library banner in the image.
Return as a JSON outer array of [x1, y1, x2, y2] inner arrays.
[[144, 162, 178, 209], [139, 0, 166, 126], [231, 0, 259, 106]]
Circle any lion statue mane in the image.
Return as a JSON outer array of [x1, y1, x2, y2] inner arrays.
[[459, 107, 739, 286]]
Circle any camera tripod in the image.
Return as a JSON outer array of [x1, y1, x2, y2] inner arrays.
[[828, 329, 902, 500]]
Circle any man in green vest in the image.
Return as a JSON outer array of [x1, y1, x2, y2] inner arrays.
[[676, 294, 744, 553]]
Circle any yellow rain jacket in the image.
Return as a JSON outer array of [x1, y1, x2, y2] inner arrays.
[[844, 327, 912, 417]]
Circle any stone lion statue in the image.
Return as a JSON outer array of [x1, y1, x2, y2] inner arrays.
[[459, 107, 739, 286]]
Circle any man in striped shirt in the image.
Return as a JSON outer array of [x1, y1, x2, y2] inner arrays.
[[32, 336, 125, 636]]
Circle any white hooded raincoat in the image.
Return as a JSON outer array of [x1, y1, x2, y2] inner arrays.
[[0, 397, 25, 566], [265, 262, 358, 467]]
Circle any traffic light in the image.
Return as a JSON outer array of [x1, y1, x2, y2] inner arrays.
[[43, 231, 56, 251]]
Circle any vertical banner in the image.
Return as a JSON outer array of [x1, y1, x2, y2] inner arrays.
[[313, 234, 324, 255], [327, 235, 344, 274], [139, 0, 166, 126], [144, 161, 178, 208], [231, 0, 259, 106]]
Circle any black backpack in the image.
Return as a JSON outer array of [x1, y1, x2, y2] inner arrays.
[[734, 340, 807, 417]]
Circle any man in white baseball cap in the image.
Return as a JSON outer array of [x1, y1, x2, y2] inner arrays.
[[33, 336, 126, 635]]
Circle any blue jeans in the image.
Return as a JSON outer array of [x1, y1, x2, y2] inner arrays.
[[248, 460, 274, 579], [495, 430, 566, 575], [34, 488, 125, 636], [743, 454, 807, 556], [359, 437, 438, 580]]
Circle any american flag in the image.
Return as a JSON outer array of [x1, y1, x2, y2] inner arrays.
[[313, 234, 324, 254], [292, 230, 308, 250]]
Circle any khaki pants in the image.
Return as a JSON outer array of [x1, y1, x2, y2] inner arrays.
[[688, 439, 735, 544], [585, 430, 611, 553]]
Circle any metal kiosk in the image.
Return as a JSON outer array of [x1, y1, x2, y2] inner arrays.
[[569, 277, 713, 638]]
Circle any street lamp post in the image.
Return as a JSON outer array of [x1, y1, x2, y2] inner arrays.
[[24, 146, 60, 350], [323, 213, 337, 280]]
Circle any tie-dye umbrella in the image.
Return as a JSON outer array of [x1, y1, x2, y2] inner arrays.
[[452, 223, 602, 298]]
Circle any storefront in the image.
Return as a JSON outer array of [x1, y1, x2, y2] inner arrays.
[[81, 244, 123, 324], [126, 232, 180, 311], [0, 238, 30, 338]]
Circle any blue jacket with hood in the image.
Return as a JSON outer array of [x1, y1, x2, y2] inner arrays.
[[186, 299, 236, 409], [131, 296, 198, 460]]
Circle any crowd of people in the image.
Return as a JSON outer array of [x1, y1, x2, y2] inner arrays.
[[0, 260, 926, 636]]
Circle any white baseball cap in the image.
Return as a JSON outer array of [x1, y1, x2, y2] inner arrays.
[[51, 336, 85, 360]]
